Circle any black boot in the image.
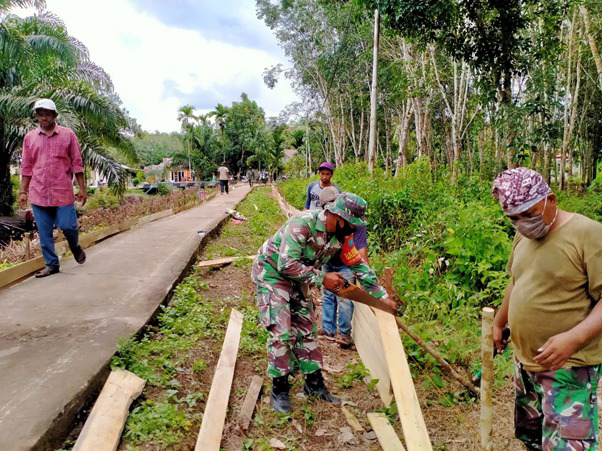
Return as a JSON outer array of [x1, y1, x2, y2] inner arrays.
[[303, 370, 341, 404], [271, 375, 292, 413]]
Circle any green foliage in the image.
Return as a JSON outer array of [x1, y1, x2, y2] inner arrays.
[[338, 362, 368, 388], [203, 187, 287, 259], [85, 189, 119, 210], [157, 182, 170, 196], [124, 399, 192, 446]]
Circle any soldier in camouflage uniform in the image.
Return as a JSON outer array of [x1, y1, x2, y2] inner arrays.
[[492, 169, 602, 450], [252, 192, 396, 413]]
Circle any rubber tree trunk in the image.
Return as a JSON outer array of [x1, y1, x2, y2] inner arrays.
[[367, 9, 379, 175], [0, 151, 14, 216]]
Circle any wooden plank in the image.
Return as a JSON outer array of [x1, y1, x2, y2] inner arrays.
[[375, 309, 432, 450], [195, 309, 244, 451], [138, 208, 173, 226], [480, 307, 494, 451], [73, 369, 145, 451], [0, 256, 45, 287], [367, 412, 406, 451], [198, 255, 256, 268], [342, 406, 364, 432], [352, 302, 393, 406], [238, 375, 264, 430]]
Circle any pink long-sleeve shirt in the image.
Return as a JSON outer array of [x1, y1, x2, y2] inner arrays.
[[21, 125, 84, 207]]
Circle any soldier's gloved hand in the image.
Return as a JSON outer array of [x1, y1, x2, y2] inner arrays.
[[323, 272, 346, 292]]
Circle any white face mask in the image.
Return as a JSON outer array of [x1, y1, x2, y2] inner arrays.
[[510, 197, 559, 240]]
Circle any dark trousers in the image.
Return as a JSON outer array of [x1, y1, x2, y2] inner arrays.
[[220, 180, 229, 194], [32, 204, 79, 269]]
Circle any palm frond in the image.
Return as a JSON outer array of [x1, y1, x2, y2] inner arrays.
[[0, 0, 46, 12], [75, 61, 113, 90]]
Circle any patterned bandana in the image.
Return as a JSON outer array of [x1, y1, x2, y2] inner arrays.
[[492, 168, 550, 214]]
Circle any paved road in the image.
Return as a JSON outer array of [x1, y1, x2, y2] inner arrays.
[[0, 185, 251, 450]]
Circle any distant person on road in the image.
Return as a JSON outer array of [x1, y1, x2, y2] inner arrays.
[[246, 168, 254, 187], [217, 162, 230, 194], [317, 187, 370, 348], [305, 162, 337, 210], [492, 168, 602, 451], [19, 99, 87, 278], [252, 193, 397, 413]]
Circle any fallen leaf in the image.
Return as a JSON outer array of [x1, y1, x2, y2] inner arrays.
[[269, 438, 286, 449], [315, 428, 327, 437], [363, 431, 377, 441], [338, 426, 357, 444], [292, 420, 303, 434]]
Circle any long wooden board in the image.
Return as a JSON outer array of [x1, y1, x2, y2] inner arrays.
[[195, 309, 244, 451], [352, 302, 393, 406], [73, 369, 145, 451], [198, 255, 257, 268], [367, 412, 406, 451], [238, 375, 264, 430], [375, 309, 432, 450]]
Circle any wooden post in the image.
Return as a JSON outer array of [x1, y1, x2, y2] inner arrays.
[[24, 233, 30, 260], [367, 8, 380, 175], [480, 307, 494, 451]]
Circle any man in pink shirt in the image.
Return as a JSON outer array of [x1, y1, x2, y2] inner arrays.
[[19, 99, 87, 278]]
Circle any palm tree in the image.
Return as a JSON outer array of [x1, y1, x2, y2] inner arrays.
[[208, 103, 228, 161], [177, 104, 198, 180], [0, 12, 135, 215]]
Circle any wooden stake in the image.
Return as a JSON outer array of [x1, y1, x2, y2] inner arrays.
[[367, 412, 406, 451], [195, 309, 243, 451], [480, 307, 494, 450], [73, 369, 145, 451], [238, 375, 263, 430], [24, 233, 30, 260]]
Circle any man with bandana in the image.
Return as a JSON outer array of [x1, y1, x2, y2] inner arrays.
[[252, 192, 397, 413], [492, 168, 602, 450]]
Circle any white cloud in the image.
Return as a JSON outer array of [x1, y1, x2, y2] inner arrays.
[[16, 0, 298, 132]]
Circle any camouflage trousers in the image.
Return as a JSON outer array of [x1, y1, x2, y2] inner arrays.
[[252, 259, 323, 378], [514, 358, 600, 450]]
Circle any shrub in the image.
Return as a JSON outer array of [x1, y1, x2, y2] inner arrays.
[[157, 182, 170, 196], [86, 189, 119, 210], [132, 178, 140, 187]]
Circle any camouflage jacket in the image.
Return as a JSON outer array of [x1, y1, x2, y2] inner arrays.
[[255, 210, 388, 298]]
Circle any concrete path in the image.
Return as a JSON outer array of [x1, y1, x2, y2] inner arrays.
[[0, 185, 252, 450]]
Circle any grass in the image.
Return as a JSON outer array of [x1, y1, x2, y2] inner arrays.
[[203, 187, 287, 259], [101, 186, 286, 449]]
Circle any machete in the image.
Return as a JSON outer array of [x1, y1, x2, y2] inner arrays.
[[335, 280, 398, 315]]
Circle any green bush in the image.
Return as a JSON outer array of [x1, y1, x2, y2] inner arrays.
[[157, 182, 170, 196], [132, 178, 140, 187], [279, 161, 602, 383], [86, 189, 119, 210]]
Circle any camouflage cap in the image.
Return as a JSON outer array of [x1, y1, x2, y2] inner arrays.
[[325, 192, 367, 227]]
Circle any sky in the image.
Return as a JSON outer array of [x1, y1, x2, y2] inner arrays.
[[16, 0, 299, 132]]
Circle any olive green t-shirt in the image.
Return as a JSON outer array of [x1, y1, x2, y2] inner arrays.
[[507, 213, 602, 372]]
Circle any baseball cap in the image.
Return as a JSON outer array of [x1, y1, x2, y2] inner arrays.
[[318, 162, 334, 172], [325, 192, 367, 227], [319, 186, 339, 208], [33, 99, 57, 112]]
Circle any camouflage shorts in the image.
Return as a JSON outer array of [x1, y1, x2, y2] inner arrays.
[[514, 358, 600, 450]]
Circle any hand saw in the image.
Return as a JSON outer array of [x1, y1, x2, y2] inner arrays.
[[336, 280, 398, 315]]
